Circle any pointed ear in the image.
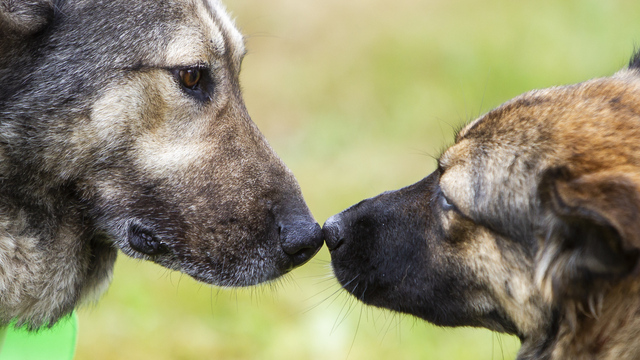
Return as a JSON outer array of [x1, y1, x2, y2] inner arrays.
[[536, 167, 640, 302], [0, 0, 56, 36]]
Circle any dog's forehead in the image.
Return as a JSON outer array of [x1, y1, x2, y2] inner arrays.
[[439, 139, 472, 170], [456, 87, 560, 142], [456, 74, 640, 144], [164, 0, 245, 66]]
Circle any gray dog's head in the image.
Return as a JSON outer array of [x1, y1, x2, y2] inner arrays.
[[0, 0, 321, 325]]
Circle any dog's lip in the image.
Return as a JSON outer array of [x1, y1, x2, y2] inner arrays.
[[183, 263, 282, 287], [125, 221, 171, 256], [286, 243, 322, 270]]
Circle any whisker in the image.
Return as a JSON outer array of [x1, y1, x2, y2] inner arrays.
[[300, 278, 351, 314], [332, 291, 354, 334], [345, 304, 364, 360], [334, 292, 359, 331]]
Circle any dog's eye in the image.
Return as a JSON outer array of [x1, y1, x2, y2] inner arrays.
[[439, 190, 456, 211], [179, 68, 201, 89], [171, 66, 213, 102], [442, 195, 454, 211]]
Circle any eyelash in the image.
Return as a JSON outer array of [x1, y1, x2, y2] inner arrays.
[[435, 183, 458, 213], [440, 191, 456, 211], [440, 192, 455, 211]]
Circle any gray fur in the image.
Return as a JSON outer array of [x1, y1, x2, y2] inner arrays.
[[0, 0, 322, 329]]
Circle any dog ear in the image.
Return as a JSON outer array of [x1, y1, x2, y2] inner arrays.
[[537, 167, 640, 303], [0, 0, 56, 36]]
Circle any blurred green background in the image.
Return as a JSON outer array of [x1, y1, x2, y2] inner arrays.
[[75, 0, 640, 359]]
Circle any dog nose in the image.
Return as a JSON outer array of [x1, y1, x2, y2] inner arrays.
[[280, 220, 323, 268], [322, 214, 345, 251]]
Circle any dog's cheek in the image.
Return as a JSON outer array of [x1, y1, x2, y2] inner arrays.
[[79, 73, 305, 286], [458, 227, 546, 336], [61, 74, 152, 181]]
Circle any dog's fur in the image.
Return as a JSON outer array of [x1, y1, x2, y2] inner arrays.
[[324, 53, 640, 359], [0, 0, 323, 329]]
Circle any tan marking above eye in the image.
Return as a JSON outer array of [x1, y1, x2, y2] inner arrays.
[[439, 164, 475, 216]]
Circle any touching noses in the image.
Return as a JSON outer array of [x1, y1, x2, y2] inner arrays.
[[279, 217, 323, 268], [321, 214, 345, 251]]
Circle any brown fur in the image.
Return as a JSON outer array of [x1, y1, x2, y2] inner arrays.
[[324, 58, 640, 359]]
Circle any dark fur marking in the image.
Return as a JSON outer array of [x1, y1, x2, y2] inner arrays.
[[628, 49, 640, 70]]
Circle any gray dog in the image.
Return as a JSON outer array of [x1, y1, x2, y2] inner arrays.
[[0, 0, 322, 329]]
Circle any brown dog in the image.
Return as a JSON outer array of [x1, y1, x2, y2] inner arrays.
[[324, 53, 640, 359]]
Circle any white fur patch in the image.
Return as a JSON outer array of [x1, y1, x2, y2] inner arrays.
[[205, 0, 245, 61], [163, 0, 246, 67], [135, 136, 209, 176], [164, 27, 223, 66]]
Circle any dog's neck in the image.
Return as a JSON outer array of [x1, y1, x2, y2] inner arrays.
[[0, 167, 116, 329], [519, 278, 640, 360]]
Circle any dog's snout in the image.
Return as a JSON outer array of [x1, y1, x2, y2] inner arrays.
[[280, 220, 323, 268], [322, 214, 345, 251]]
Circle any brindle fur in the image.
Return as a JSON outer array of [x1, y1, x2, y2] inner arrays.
[[0, 0, 322, 329], [324, 53, 640, 359]]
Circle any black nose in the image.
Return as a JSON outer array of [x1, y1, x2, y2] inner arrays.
[[280, 221, 323, 268], [322, 214, 345, 251]]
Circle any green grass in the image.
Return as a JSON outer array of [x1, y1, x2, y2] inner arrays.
[[75, 0, 640, 359]]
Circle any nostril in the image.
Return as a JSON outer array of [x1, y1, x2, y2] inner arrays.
[[280, 222, 323, 267], [322, 215, 345, 251]]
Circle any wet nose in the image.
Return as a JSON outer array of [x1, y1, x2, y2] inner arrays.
[[322, 214, 345, 251], [280, 220, 323, 268]]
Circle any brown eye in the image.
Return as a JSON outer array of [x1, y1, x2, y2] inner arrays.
[[179, 68, 201, 89], [172, 66, 213, 102]]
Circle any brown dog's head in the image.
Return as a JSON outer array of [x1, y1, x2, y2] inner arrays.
[[325, 55, 640, 358]]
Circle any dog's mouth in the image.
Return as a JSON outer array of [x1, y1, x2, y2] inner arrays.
[[118, 218, 321, 287], [126, 222, 170, 256]]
